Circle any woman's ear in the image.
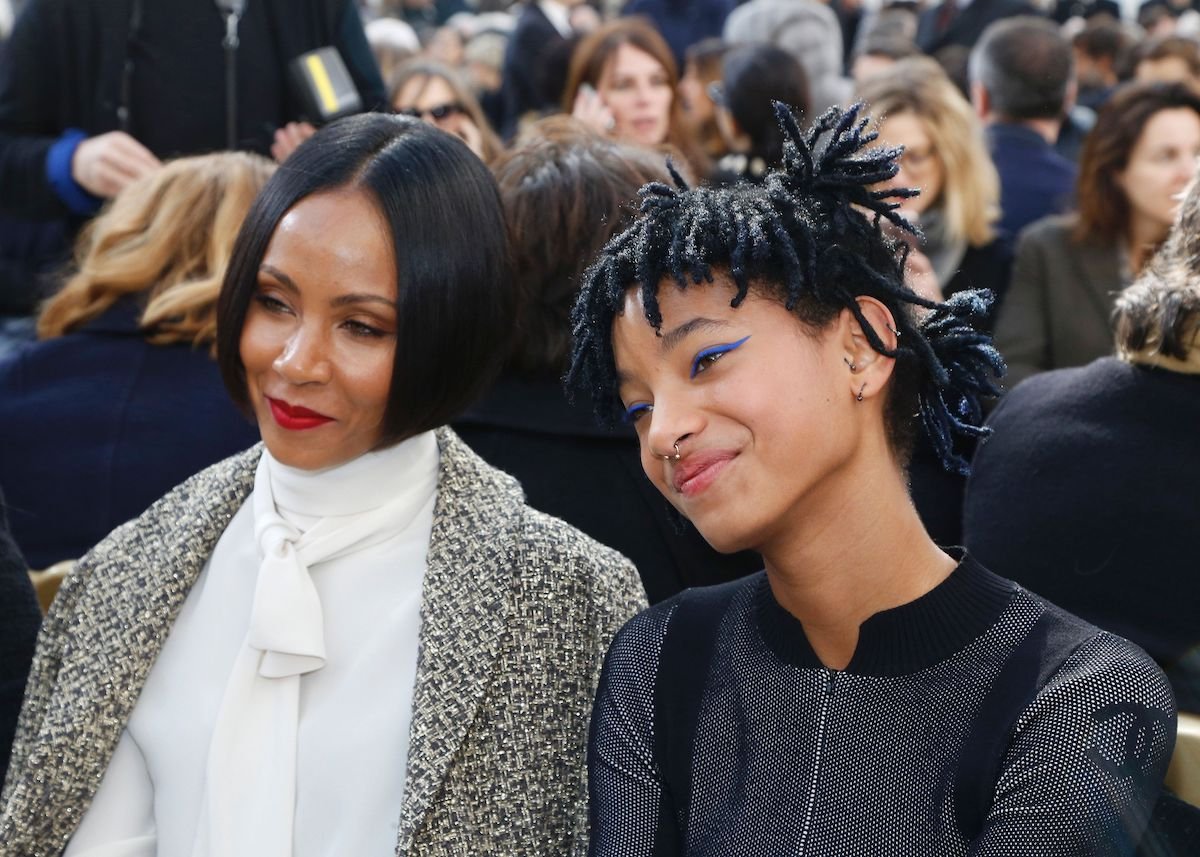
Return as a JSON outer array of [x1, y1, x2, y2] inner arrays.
[[837, 297, 899, 404]]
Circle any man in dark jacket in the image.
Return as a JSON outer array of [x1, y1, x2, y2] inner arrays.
[[969, 17, 1077, 244], [0, 0, 385, 222], [916, 0, 1036, 56]]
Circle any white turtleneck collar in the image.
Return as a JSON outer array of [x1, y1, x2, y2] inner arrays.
[[267, 431, 440, 529]]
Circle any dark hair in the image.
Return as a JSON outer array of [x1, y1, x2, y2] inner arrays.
[[567, 104, 1003, 475], [493, 117, 670, 377], [969, 17, 1072, 121], [721, 43, 810, 165], [1075, 81, 1200, 244], [684, 37, 729, 80], [217, 113, 514, 444], [1072, 19, 1133, 65], [1131, 34, 1200, 79]]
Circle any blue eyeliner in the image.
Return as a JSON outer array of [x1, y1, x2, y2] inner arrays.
[[690, 335, 751, 378], [623, 403, 651, 423]]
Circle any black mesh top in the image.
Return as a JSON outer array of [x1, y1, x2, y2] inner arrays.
[[588, 556, 1176, 856]]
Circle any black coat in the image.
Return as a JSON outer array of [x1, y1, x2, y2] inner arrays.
[[454, 375, 762, 604], [916, 0, 1036, 55], [964, 357, 1200, 710], [0, 0, 385, 219], [0, 484, 39, 790], [498, 3, 569, 140]]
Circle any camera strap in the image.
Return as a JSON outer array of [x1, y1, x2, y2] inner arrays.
[[214, 0, 247, 150]]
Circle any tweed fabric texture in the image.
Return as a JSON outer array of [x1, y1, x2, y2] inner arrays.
[[0, 428, 645, 856]]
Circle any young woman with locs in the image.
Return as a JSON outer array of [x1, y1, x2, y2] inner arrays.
[[570, 104, 1176, 855], [0, 114, 644, 856]]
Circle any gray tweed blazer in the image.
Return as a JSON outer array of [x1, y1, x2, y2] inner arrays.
[[0, 428, 645, 856]]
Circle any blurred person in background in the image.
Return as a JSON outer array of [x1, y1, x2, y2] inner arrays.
[[620, 0, 735, 71], [915, 0, 1035, 56], [969, 17, 1078, 243], [859, 58, 1008, 317], [0, 153, 270, 569], [463, 29, 510, 130], [390, 60, 503, 163], [850, 32, 920, 87], [677, 38, 728, 161], [365, 17, 421, 83], [724, 0, 852, 116], [1131, 33, 1200, 93], [967, 170, 1200, 715], [499, 0, 586, 138], [565, 17, 708, 175], [859, 57, 1008, 548], [1072, 16, 1136, 110], [710, 43, 810, 184], [455, 116, 761, 603], [994, 82, 1200, 389]]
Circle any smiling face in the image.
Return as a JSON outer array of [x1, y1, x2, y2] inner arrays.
[[1117, 106, 1200, 237], [239, 188, 398, 471], [612, 280, 870, 554], [597, 43, 674, 147]]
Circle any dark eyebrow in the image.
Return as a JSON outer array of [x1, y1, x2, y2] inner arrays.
[[660, 317, 730, 352], [259, 265, 395, 310]]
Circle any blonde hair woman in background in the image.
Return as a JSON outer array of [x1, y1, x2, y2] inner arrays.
[[0, 152, 271, 568], [858, 58, 1010, 330]]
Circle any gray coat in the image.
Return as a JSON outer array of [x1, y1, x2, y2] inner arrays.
[[0, 428, 646, 856], [993, 214, 1125, 391]]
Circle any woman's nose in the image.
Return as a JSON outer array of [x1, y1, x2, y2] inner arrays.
[[644, 399, 702, 461], [273, 325, 332, 385]]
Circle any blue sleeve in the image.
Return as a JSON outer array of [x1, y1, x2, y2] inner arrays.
[[45, 129, 102, 217]]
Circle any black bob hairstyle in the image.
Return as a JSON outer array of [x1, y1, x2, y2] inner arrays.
[[567, 103, 1005, 475], [217, 113, 514, 443]]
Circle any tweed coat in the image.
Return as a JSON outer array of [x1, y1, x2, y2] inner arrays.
[[0, 428, 646, 856]]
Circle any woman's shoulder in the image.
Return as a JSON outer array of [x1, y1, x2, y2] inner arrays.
[[1017, 213, 1079, 248]]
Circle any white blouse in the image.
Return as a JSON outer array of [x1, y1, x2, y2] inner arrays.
[[65, 433, 439, 857]]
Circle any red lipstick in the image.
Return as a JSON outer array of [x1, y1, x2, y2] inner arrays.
[[267, 397, 334, 431], [671, 450, 737, 498]]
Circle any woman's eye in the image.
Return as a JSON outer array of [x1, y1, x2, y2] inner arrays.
[[253, 293, 291, 314], [343, 319, 388, 339], [623, 403, 652, 424], [690, 335, 751, 378]]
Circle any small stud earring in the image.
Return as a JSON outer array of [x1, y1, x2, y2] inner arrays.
[[856, 383, 867, 402], [843, 357, 857, 372], [886, 322, 901, 339]]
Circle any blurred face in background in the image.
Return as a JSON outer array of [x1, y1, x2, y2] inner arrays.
[[679, 60, 717, 126], [393, 74, 481, 155], [1117, 106, 1200, 237], [876, 111, 944, 217], [597, 43, 674, 147]]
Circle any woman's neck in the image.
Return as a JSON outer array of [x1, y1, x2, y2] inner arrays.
[[1126, 214, 1171, 276], [758, 443, 957, 670]]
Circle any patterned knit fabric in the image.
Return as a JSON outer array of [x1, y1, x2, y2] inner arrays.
[[590, 557, 1175, 856]]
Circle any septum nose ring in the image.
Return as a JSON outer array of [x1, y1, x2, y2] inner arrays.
[[659, 441, 682, 462]]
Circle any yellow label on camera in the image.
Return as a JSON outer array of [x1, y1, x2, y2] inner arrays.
[[305, 54, 339, 114]]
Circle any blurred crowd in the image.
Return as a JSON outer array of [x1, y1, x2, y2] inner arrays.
[[1, 0, 1199, 845]]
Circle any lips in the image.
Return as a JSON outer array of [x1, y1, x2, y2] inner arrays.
[[671, 450, 737, 498], [267, 397, 334, 431]]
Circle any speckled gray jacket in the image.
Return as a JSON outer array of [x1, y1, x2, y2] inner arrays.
[[0, 428, 646, 856]]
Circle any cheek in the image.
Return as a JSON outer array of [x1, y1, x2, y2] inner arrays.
[[345, 350, 395, 420]]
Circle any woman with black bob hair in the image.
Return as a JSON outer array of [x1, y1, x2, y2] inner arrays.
[[0, 114, 644, 856], [571, 104, 1175, 854]]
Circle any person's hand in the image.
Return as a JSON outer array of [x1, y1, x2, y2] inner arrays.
[[572, 85, 616, 138], [70, 131, 161, 199], [271, 121, 317, 163], [904, 247, 943, 304]]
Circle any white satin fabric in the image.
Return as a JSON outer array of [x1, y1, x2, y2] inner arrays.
[[65, 434, 439, 857]]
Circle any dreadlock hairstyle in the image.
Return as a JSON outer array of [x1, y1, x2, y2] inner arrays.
[[567, 102, 1004, 475]]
